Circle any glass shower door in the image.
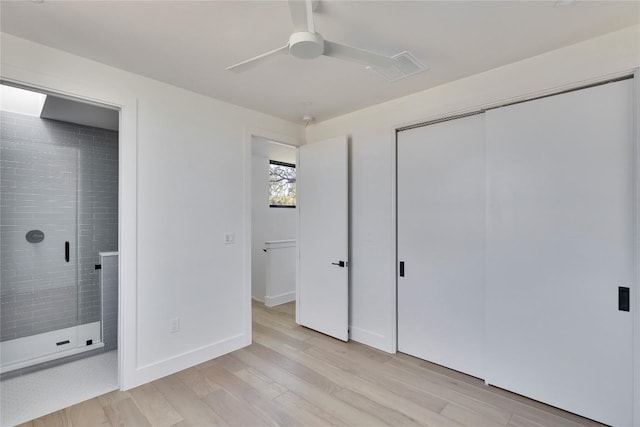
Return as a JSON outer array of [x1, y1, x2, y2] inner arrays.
[[0, 136, 80, 370]]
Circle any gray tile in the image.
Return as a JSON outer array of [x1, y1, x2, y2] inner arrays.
[[1, 112, 118, 347]]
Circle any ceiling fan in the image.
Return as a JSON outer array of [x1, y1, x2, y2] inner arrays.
[[226, 0, 399, 73]]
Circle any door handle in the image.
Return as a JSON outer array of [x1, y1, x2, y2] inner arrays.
[[65, 241, 70, 263], [619, 286, 630, 312], [399, 261, 405, 277], [331, 261, 348, 268]]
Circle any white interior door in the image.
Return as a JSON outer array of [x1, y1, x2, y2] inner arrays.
[[485, 79, 635, 427], [397, 114, 486, 378], [297, 136, 349, 341]]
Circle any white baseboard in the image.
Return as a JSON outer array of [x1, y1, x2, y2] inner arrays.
[[264, 291, 295, 307], [349, 326, 395, 354], [123, 333, 250, 390]]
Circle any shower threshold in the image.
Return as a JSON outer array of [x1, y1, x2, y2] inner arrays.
[[0, 322, 103, 374]]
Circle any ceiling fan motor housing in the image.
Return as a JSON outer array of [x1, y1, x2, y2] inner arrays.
[[289, 32, 324, 59]]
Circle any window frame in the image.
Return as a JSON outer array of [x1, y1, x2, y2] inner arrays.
[[268, 160, 297, 208]]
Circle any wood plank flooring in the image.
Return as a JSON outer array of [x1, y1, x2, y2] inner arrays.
[[19, 301, 604, 427]]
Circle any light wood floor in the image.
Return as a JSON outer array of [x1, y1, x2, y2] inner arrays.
[[20, 301, 604, 427]]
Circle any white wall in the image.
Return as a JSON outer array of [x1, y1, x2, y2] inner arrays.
[[0, 33, 304, 389], [306, 25, 640, 354], [264, 241, 297, 306], [251, 138, 297, 302]]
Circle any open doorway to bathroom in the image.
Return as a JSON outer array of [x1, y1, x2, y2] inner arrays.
[[0, 83, 120, 425], [250, 136, 297, 307]]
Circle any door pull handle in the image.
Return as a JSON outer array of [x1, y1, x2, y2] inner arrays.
[[65, 241, 70, 263], [331, 261, 348, 268], [619, 286, 630, 312]]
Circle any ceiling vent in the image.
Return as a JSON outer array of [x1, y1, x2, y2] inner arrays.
[[369, 51, 428, 82]]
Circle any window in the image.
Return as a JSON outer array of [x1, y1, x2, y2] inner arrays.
[[269, 160, 296, 208]]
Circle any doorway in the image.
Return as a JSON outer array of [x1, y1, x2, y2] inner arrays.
[[250, 136, 298, 306], [0, 83, 120, 425], [245, 132, 351, 343]]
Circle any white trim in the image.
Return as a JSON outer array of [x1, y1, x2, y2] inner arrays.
[[120, 98, 137, 390], [392, 70, 636, 133], [347, 136, 352, 340], [265, 291, 296, 307], [296, 147, 302, 325], [129, 333, 249, 388], [99, 251, 119, 257], [482, 112, 489, 384], [265, 239, 296, 249], [389, 126, 398, 354], [243, 128, 302, 344], [633, 67, 640, 427], [243, 130, 254, 347]]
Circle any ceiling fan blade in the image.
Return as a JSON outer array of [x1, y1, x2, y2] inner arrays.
[[323, 40, 397, 68], [226, 45, 289, 73], [289, 0, 314, 32]]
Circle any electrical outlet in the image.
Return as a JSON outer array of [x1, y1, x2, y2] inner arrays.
[[170, 318, 180, 333], [224, 232, 235, 244]]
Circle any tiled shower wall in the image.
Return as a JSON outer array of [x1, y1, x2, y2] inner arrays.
[[0, 111, 118, 342]]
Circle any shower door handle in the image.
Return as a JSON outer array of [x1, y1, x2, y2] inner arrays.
[[65, 241, 70, 263]]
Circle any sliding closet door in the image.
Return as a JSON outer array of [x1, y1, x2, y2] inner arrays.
[[397, 114, 485, 378], [485, 79, 634, 427]]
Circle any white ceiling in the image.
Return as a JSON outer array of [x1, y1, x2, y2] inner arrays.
[[1, 1, 638, 124]]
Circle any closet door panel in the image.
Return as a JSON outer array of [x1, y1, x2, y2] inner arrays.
[[485, 79, 634, 427], [397, 114, 485, 379]]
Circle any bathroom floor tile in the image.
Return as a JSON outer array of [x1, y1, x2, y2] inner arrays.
[[0, 350, 117, 427]]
